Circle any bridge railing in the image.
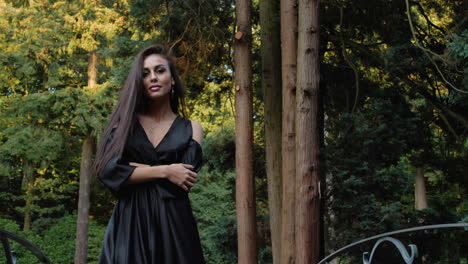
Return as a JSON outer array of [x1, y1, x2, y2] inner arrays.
[[1, 223, 467, 263], [0, 228, 51, 264], [319, 223, 468, 264]]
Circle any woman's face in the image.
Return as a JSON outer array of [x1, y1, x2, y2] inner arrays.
[[142, 54, 175, 101]]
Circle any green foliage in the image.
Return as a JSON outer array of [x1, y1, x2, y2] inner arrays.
[[321, 1, 467, 261], [191, 168, 237, 264], [448, 30, 468, 59], [0, 0, 466, 263], [127, 0, 234, 92], [191, 124, 271, 264], [0, 218, 21, 233], [202, 122, 236, 171], [189, 81, 235, 136], [0, 215, 106, 264], [40, 215, 106, 263], [325, 98, 420, 247], [190, 125, 237, 263]]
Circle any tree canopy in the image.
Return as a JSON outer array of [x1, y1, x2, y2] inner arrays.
[[0, 0, 466, 263]]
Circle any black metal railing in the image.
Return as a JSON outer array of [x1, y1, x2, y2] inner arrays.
[[0, 228, 51, 264], [319, 223, 468, 264], [2, 223, 466, 264]]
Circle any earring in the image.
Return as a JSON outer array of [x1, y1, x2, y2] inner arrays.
[[171, 86, 175, 99]]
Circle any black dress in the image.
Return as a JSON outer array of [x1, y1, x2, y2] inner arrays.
[[98, 116, 204, 264]]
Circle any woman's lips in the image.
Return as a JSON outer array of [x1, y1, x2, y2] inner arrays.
[[149, 85, 161, 91]]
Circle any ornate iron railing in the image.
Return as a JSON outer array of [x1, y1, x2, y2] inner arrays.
[[319, 223, 468, 264], [0, 228, 51, 264], [2, 223, 466, 263]]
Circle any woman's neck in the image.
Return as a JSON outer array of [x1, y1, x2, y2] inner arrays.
[[145, 97, 176, 122]]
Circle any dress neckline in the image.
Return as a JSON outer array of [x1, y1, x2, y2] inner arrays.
[[137, 116, 180, 150]]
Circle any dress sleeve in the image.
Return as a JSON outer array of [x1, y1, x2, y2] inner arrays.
[[99, 156, 136, 194], [181, 139, 203, 172], [98, 129, 137, 194]]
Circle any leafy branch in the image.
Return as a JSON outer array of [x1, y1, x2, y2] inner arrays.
[[405, 0, 468, 94]]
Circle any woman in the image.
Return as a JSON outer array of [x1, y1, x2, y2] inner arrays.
[[95, 45, 205, 264]]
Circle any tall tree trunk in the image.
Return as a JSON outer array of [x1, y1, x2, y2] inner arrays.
[[74, 51, 97, 264], [259, 0, 282, 263], [74, 135, 95, 264], [234, 0, 257, 263], [318, 79, 326, 259], [280, 0, 298, 263], [87, 52, 98, 88], [22, 161, 34, 232], [295, 0, 321, 263], [23, 199, 32, 232], [415, 167, 428, 210]]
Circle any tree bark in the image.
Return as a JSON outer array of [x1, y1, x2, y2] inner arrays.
[[280, 0, 298, 263], [74, 135, 95, 264], [259, 0, 282, 263], [74, 51, 98, 264], [295, 0, 321, 263], [22, 161, 34, 232], [87, 52, 98, 88], [234, 0, 257, 263], [23, 199, 32, 232], [415, 167, 428, 210]]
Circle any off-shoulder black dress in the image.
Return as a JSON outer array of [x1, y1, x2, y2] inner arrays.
[[98, 116, 204, 264]]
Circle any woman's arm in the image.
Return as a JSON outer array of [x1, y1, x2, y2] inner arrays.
[[125, 121, 203, 191], [127, 163, 197, 191], [191, 120, 203, 145]]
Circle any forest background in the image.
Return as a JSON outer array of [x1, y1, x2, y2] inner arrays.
[[0, 0, 466, 263]]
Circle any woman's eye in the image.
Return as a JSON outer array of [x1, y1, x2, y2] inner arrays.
[[157, 69, 166, 74], [143, 72, 149, 77]]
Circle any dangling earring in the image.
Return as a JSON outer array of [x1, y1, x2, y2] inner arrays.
[[171, 85, 175, 100]]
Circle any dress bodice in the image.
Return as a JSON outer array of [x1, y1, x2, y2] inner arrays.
[[99, 116, 202, 199]]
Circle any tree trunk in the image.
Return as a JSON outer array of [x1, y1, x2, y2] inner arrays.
[[23, 199, 32, 232], [74, 135, 95, 264], [87, 52, 98, 88], [415, 167, 428, 210], [280, 0, 298, 263], [318, 79, 326, 259], [259, 0, 282, 263], [234, 0, 257, 263], [74, 51, 98, 264], [295, 0, 321, 263], [22, 161, 34, 232]]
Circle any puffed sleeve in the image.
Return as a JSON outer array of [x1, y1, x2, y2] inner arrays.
[[99, 156, 136, 194], [98, 129, 137, 195], [181, 139, 203, 172]]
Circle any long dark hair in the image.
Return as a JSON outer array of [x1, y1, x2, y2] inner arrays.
[[95, 45, 186, 175]]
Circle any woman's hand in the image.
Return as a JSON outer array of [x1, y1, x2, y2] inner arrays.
[[127, 162, 197, 191], [164, 163, 198, 191]]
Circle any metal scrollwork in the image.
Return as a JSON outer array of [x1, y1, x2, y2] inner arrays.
[[0, 228, 50, 264], [319, 223, 468, 264], [362, 237, 418, 264]]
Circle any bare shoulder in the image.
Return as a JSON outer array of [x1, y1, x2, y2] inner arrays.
[[190, 120, 203, 145]]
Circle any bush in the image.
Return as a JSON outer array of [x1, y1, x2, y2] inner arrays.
[[0, 215, 106, 264]]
